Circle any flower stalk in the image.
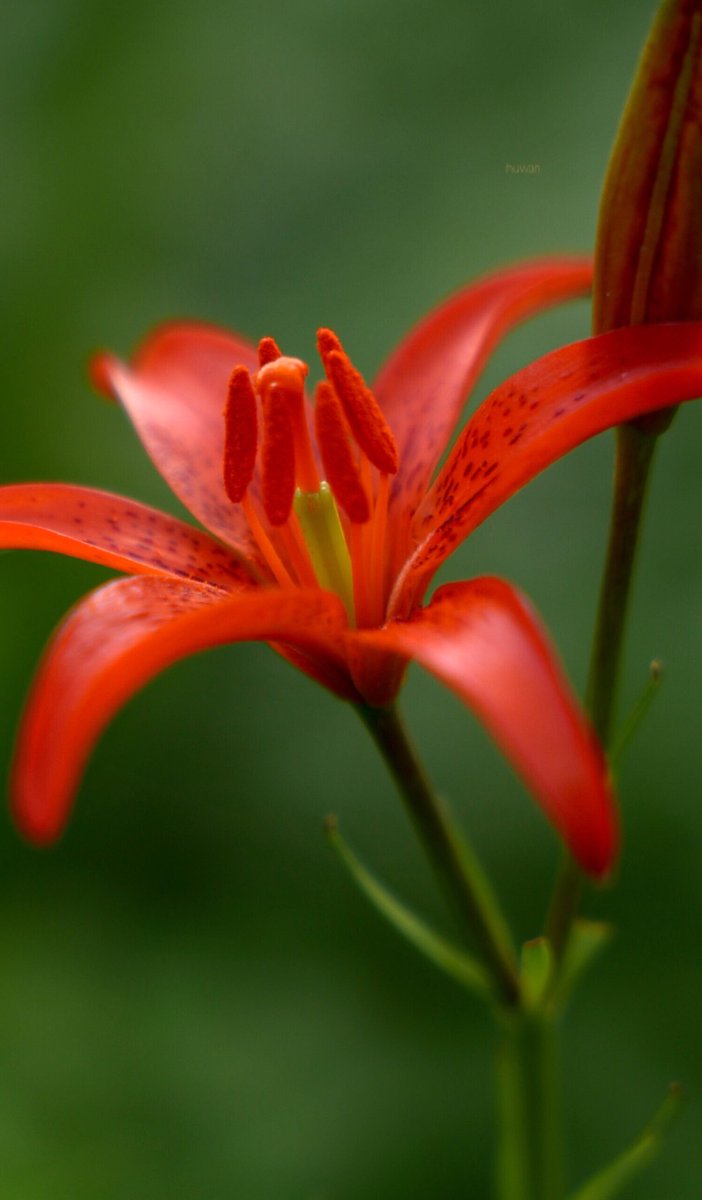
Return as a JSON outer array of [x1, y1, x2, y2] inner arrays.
[[496, 1009, 563, 1200], [586, 424, 659, 747], [545, 856, 584, 964], [357, 703, 520, 1007]]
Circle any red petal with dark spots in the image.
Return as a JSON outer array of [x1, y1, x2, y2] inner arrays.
[[372, 258, 592, 559], [353, 578, 618, 878], [93, 323, 263, 559], [11, 577, 350, 844], [0, 484, 254, 590], [393, 321, 702, 616]]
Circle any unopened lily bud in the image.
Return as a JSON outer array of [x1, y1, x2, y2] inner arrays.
[[593, 0, 702, 334]]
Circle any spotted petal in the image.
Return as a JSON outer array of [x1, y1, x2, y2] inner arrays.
[[11, 577, 349, 844], [0, 483, 253, 589], [392, 321, 702, 616], [93, 322, 262, 557], [373, 257, 592, 560], [354, 578, 617, 878]]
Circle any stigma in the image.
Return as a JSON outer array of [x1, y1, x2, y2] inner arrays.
[[223, 330, 399, 627]]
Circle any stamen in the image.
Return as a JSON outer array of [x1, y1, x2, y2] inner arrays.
[[258, 336, 283, 366], [223, 367, 258, 503], [316, 329, 399, 475], [350, 521, 371, 629], [277, 514, 320, 588], [316, 327, 343, 361], [314, 382, 370, 523], [260, 386, 296, 525], [369, 471, 391, 625], [355, 455, 375, 628], [243, 495, 295, 588], [222, 327, 399, 628]]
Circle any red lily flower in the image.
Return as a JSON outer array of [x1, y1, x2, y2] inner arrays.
[[4, 259, 702, 876]]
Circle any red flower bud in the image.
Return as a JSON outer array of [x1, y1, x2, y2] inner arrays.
[[594, 0, 702, 334]]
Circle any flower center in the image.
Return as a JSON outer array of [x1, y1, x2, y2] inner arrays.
[[223, 330, 399, 627]]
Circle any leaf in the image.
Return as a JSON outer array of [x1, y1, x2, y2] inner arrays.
[[568, 1084, 686, 1200], [324, 816, 491, 999], [551, 919, 613, 1008], [610, 659, 664, 769]]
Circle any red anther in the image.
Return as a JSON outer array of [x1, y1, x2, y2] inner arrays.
[[223, 367, 258, 503], [314, 382, 370, 523], [316, 328, 343, 363], [316, 330, 399, 475], [258, 336, 283, 367], [261, 386, 296, 525]]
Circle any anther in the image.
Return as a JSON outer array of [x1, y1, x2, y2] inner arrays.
[[314, 382, 370, 523], [316, 329, 399, 475], [316, 327, 344, 362], [223, 367, 258, 503], [258, 336, 283, 367], [261, 387, 296, 526]]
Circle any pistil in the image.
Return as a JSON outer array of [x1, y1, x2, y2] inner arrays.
[[294, 484, 356, 623], [256, 355, 319, 499]]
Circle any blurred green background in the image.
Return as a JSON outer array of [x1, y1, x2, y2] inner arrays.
[[2, 0, 701, 1195]]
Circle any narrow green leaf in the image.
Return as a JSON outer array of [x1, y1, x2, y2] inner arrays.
[[610, 659, 664, 769], [324, 815, 491, 998], [551, 918, 613, 1008], [568, 1084, 685, 1200]]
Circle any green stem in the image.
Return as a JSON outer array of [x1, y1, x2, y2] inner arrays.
[[526, 420, 660, 1192], [586, 424, 659, 746], [358, 703, 519, 1007], [496, 1011, 564, 1200], [544, 425, 658, 974], [545, 855, 583, 963]]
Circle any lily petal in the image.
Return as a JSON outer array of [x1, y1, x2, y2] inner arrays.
[[93, 323, 262, 556], [354, 578, 617, 878], [11, 577, 350, 844], [0, 483, 253, 589], [394, 321, 702, 615], [373, 258, 592, 551]]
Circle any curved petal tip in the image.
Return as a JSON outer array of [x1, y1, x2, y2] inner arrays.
[[88, 351, 121, 401]]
